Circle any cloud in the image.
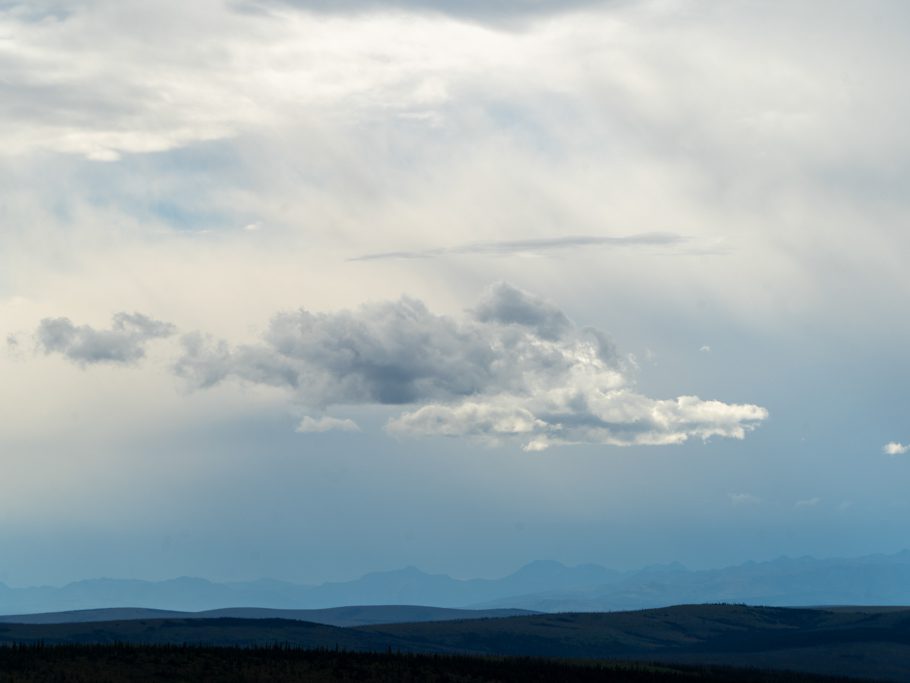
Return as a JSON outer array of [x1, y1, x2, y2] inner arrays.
[[176, 283, 768, 450], [795, 497, 821, 508], [728, 492, 761, 506], [350, 233, 686, 262], [883, 441, 909, 456], [36, 312, 176, 365], [296, 416, 360, 433], [473, 282, 571, 341], [252, 0, 612, 25]]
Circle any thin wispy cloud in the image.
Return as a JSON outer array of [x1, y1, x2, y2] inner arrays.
[[795, 497, 821, 508], [297, 416, 361, 433], [728, 493, 762, 506], [351, 233, 686, 262]]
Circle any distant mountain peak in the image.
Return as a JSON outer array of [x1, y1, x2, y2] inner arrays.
[[510, 560, 569, 576], [362, 566, 432, 579]]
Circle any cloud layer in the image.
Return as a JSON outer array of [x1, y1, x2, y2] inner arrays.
[[175, 283, 768, 450]]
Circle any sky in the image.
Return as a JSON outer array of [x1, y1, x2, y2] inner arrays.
[[1, 0, 909, 587]]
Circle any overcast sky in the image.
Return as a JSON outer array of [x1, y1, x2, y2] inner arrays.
[[1, 0, 909, 586]]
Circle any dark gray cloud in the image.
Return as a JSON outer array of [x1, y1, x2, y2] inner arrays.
[[237, 0, 613, 25], [177, 283, 766, 450], [350, 233, 686, 262], [177, 294, 508, 405], [36, 312, 176, 365], [474, 282, 570, 341]]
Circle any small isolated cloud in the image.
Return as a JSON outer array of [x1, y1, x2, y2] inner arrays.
[[699, 345, 711, 353], [728, 492, 761, 505], [244, 222, 262, 232], [795, 497, 821, 508], [883, 441, 909, 456], [351, 233, 685, 262], [36, 312, 176, 365], [297, 416, 361, 433], [176, 282, 768, 450]]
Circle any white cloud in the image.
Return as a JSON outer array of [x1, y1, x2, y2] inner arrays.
[[0, 0, 542, 160], [883, 441, 909, 456], [296, 416, 360, 433], [175, 283, 768, 450]]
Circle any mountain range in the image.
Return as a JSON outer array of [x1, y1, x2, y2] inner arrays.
[[2, 550, 910, 615]]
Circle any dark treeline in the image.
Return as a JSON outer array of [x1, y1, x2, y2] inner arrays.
[[0, 644, 868, 682]]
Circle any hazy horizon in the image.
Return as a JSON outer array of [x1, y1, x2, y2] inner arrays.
[[2, 548, 910, 590]]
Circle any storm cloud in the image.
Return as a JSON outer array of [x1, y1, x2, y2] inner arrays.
[[36, 312, 176, 365], [176, 283, 767, 450]]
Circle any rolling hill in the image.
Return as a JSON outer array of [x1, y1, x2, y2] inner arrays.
[[0, 605, 533, 627], [0, 604, 909, 680]]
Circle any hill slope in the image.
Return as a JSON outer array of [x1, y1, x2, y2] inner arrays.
[[0, 617, 392, 650], [366, 604, 910, 681], [0, 605, 909, 680], [0, 605, 533, 627], [0, 646, 860, 683]]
